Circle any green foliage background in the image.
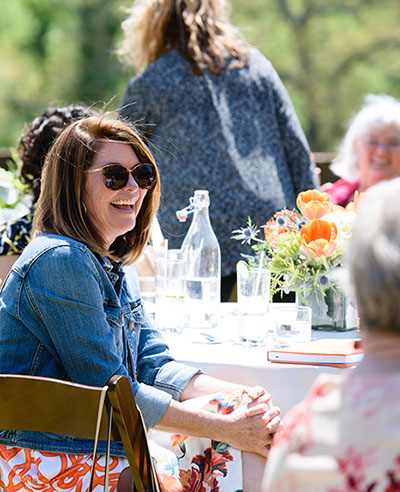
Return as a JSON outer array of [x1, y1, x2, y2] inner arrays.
[[1, 0, 399, 153]]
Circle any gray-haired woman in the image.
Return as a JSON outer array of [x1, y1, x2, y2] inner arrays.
[[323, 94, 400, 206]]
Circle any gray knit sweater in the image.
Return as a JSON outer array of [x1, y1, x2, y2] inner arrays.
[[120, 48, 319, 277]]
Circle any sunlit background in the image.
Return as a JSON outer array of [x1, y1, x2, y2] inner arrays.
[[1, 0, 399, 153]]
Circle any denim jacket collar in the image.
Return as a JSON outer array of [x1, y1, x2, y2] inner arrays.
[[95, 254, 124, 293]]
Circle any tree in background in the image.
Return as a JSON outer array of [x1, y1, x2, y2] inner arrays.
[[0, 0, 399, 153], [0, 0, 129, 148], [231, 0, 400, 150]]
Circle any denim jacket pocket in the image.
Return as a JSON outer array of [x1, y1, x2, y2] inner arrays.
[[104, 303, 124, 352]]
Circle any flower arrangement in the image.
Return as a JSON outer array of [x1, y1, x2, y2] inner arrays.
[[232, 189, 361, 303]]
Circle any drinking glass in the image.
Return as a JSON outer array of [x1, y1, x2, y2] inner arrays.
[[154, 250, 185, 333], [237, 265, 270, 346], [271, 305, 312, 347]]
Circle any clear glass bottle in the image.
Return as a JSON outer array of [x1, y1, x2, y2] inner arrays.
[[177, 190, 221, 329]]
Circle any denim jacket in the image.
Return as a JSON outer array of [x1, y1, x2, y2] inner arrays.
[[0, 233, 200, 456]]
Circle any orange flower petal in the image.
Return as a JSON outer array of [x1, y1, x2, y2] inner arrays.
[[263, 210, 299, 247], [300, 220, 337, 258], [297, 189, 332, 220]]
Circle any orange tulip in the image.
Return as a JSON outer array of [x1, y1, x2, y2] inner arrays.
[[296, 189, 332, 219], [300, 219, 337, 258]]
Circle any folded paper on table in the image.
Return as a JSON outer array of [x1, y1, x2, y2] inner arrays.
[[267, 338, 364, 368]]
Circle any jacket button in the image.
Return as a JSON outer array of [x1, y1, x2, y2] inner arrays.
[[128, 320, 134, 330], [120, 314, 124, 324]]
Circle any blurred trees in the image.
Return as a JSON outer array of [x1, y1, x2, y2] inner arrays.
[[0, 0, 130, 149], [1, 0, 399, 153], [231, 0, 400, 150]]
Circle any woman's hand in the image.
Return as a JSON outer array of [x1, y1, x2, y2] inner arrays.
[[245, 385, 273, 405], [158, 380, 282, 458]]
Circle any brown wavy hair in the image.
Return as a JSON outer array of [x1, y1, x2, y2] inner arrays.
[[118, 0, 249, 74], [17, 105, 97, 205], [33, 113, 160, 263]]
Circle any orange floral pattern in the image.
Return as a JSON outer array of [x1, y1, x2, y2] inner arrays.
[[0, 447, 128, 491], [0, 391, 247, 492], [151, 390, 248, 491]]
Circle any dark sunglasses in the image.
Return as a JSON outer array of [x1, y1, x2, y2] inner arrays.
[[85, 162, 156, 191]]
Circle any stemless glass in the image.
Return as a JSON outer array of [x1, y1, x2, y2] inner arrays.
[[236, 264, 271, 346], [154, 250, 186, 333], [271, 305, 312, 348]]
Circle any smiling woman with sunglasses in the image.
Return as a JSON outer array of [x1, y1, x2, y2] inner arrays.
[[0, 113, 281, 491]]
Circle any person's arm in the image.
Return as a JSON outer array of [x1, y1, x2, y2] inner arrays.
[[154, 372, 281, 457], [127, 254, 285, 450], [157, 388, 281, 458], [267, 64, 320, 193], [179, 372, 270, 402], [0, 254, 19, 288], [20, 245, 175, 428]]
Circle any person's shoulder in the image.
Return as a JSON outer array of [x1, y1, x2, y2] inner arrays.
[[18, 233, 96, 271], [130, 51, 186, 84], [247, 48, 274, 72], [26, 233, 88, 253]]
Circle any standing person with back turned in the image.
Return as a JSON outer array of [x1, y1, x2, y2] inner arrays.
[[0, 113, 281, 492], [118, 0, 320, 301]]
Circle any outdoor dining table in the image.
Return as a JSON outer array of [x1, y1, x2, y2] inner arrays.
[[160, 302, 359, 417]]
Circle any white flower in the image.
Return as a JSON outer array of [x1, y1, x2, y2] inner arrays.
[[322, 210, 356, 257]]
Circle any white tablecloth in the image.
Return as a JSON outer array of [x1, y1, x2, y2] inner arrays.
[[161, 303, 359, 416]]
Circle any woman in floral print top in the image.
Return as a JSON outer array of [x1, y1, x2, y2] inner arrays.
[[263, 177, 400, 491]]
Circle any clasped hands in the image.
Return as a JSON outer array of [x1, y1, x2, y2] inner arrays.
[[222, 385, 282, 458]]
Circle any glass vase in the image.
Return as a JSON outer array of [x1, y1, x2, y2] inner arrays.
[[297, 285, 358, 332]]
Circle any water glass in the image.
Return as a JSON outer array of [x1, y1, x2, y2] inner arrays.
[[271, 305, 312, 347], [237, 265, 271, 346], [154, 250, 185, 333], [138, 276, 155, 305]]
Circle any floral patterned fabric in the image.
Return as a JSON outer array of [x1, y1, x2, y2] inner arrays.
[[0, 448, 129, 491], [0, 211, 33, 255], [263, 371, 400, 492], [150, 389, 247, 491], [0, 390, 246, 491]]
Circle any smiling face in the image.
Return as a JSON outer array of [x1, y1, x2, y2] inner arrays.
[[83, 141, 148, 249], [355, 123, 400, 191]]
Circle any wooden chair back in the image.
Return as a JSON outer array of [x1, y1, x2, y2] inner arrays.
[[0, 374, 161, 492]]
